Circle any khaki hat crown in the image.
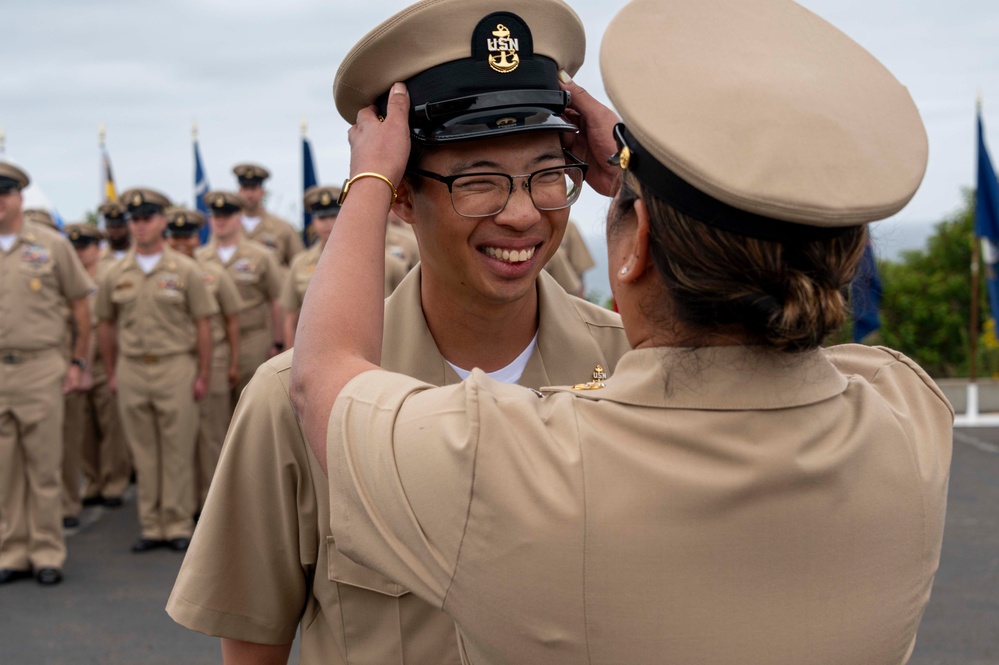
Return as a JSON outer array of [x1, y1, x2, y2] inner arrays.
[[23, 208, 58, 230], [601, 0, 927, 238], [165, 206, 206, 229], [204, 190, 247, 212], [65, 223, 103, 242], [334, 0, 585, 143], [0, 161, 30, 190], [232, 163, 270, 182], [98, 200, 127, 219], [304, 185, 343, 213], [120, 188, 172, 211]]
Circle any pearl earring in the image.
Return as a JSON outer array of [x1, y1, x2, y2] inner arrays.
[[620, 267, 629, 275]]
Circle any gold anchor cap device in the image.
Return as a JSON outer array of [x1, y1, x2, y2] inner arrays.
[[333, 0, 585, 144]]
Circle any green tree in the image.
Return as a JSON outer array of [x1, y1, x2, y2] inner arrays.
[[877, 190, 989, 377]]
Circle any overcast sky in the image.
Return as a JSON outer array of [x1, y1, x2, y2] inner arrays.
[[4, 0, 999, 298]]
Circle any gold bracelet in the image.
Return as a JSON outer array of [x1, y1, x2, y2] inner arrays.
[[337, 172, 397, 206]]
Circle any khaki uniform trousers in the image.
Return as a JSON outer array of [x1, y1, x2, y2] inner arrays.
[[195, 343, 231, 511], [0, 348, 67, 569], [117, 354, 198, 541], [61, 390, 87, 519], [61, 362, 131, 517], [234, 326, 270, 406]]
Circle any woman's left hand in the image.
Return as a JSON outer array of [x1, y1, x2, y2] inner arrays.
[[347, 82, 412, 187]]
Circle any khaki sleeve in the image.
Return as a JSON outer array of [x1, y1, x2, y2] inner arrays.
[[565, 222, 595, 275], [166, 362, 316, 643], [262, 251, 284, 301], [279, 263, 301, 314], [214, 268, 245, 316], [286, 227, 305, 263], [185, 263, 219, 320], [95, 271, 116, 322], [328, 370, 480, 609], [54, 236, 96, 302]]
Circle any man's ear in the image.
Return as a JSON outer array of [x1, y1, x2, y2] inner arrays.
[[392, 178, 416, 224]]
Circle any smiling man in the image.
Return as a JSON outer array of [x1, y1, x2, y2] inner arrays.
[[167, 1, 630, 663]]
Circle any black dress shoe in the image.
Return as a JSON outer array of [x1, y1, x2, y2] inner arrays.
[[102, 496, 124, 508], [131, 538, 165, 553], [81, 495, 104, 508], [63, 516, 80, 528], [168, 537, 190, 552], [0, 568, 32, 584], [35, 568, 62, 586]]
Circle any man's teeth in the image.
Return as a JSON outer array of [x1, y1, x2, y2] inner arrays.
[[483, 246, 535, 263]]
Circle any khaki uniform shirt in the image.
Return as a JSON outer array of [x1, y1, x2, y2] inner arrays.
[[245, 211, 304, 267], [385, 225, 420, 272], [280, 244, 409, 315], [96, 247, 218, 357], [0, 221, 93, 351], [327, 344, 953, 665], [167, 268, 630, 664], [544, 245, 583, 297], [562, 220, 595, 278], [98, 245, 127, 269], [199, 261, 244, 347], [196, 238, 282, 334]]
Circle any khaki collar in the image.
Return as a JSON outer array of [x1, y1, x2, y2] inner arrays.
[[118, 246, 181, 276], [544, 346, 848, 410], [10, 220, 42, 248], [203, 237, 247, 265], [381, 268, 618, 390]]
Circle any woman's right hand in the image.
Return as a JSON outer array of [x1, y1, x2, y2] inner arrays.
[[347, 82, 412, 190], [559, 71, 623, 198]]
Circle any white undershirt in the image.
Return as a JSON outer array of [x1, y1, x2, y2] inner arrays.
[[217, 245, 237, 264], [0, 234, 16, 253], [242, 215, 262, 234], [135, 253, 161, 274], [113, 249, 127, 261], [446, 332, 539, 385]]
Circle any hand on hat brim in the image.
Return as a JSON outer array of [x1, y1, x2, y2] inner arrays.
[[559, 74, 622, 198], [348, 82, 411, 190]]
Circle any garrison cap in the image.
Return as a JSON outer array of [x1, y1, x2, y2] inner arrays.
[[602, 0, 928, 241], [334, 0, 585, 144], [204, 190, 247, 215], [120, 188, 172, 218], [233, 163, 270, 187], [23, 208, 59, 231], [0, 161, 30, 191], [99, 200, 128, 226], [165, 207, 206, 236], [65, 223, 104, 246], [303, 185, 342, 217]]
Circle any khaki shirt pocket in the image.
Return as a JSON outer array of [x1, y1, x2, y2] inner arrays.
[[325, 535, 412, 664], [326, 535, 408, 597], [110, 285, 138, 305]]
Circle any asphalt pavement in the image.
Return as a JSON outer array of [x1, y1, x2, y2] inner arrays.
[[0, 428, 996, 664]]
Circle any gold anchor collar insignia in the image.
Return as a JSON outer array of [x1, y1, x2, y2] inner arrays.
[[573, 364, 607, 391]]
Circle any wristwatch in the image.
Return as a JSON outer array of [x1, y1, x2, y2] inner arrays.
[[71, 358, 88, 370]]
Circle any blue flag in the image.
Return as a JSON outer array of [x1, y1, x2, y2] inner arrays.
[[194, 139, 211, 244], [974, 108, 999, 326], [302, 135, 319, 246], [851, 242, 882, 342]]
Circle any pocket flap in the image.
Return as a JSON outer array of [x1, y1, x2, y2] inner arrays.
[[326, 536, 410, 598]]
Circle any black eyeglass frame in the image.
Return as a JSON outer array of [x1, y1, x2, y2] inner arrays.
[[406, 151, 589, 219]]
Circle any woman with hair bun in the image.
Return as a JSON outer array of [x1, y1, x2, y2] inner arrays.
[[291, 0, 953, 662]]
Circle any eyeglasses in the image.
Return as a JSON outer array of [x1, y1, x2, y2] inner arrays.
[[406, 152, 588, 218]]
